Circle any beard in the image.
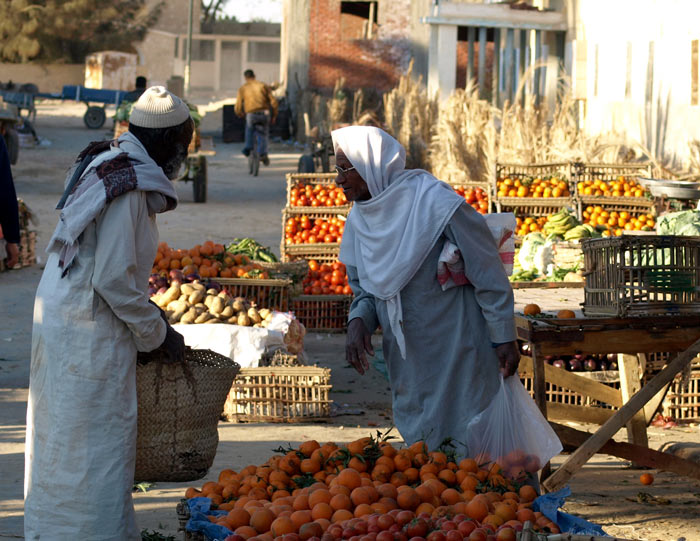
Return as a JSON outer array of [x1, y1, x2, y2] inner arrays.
[[161, 143, 188, 180]]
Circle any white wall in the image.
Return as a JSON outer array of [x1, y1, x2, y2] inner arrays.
[[569, 0, 700, 167]]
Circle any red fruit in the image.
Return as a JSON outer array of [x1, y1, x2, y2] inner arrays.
[[442, 521, 457, 531], [426, 532, 445, 541], [396, 511, 415, 527], [457, 522, 476, 537], [377, 532, 394, 541], [446, 531, 463, 541], [378, 515, 395, 530], [405, 519, 429, 539]]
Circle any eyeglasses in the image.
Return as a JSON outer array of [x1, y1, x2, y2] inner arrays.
[[335, 164, 356, 177]]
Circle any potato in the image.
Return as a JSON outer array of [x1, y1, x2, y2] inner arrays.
[[204, 318, 220, 324], [206, 288, 219, 296], [191, 282, 206, 291], [204, 295, 216, 309], [210, 296, 225, 315], [232, 300, 246, 312], [195, 303, 206, 310], [180, 283, 196, 296], [258, 308, 271, 320], [189, 289, 205, 305], [167, 299, 187, 313], [178, 293, 188, 302], [248, 307, 262, 324], [170, 308, 186, 323], [221, 305, 234, 318], [237, 314, 251, 326], [194, 312, 211, 324], [156, 285, 180, 307], [180, 308, 197, 324]]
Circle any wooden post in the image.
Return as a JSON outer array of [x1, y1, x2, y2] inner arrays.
[[504, 28, 515, 102], [478, 27, 487, 98], [530, 343, 550, 485], [618, 353, 649, 450], [542, 338, 700, 492], [467, 26, 475, 87], [492, 28, 501, 106]]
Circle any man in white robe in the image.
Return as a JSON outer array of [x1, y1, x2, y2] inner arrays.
[[334, 126, 521, 454], [24, 87, 193, 540]]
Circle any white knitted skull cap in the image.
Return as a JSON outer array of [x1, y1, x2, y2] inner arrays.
[[129, 86, 191, 129]]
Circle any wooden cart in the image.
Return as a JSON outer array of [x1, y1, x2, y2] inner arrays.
[[516, 314, 700, 491], [177, 135, 216, 203]]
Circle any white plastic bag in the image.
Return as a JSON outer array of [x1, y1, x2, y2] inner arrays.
[[466, 376, 562, 483]]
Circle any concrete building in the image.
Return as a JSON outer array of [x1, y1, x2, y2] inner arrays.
[[135, 1, 281, 94], [282, 0, 700, 165]]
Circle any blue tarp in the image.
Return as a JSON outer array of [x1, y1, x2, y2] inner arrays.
[[186, 497, 234, 541], [532, 486, 607, 535]]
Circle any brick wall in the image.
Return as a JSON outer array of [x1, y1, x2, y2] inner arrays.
[[308, 0, 412, 91]]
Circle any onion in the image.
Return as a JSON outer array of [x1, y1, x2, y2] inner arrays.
[[568, 359, 582, 371], [148, 286, 158, 296], [185, 273, 200, 283], [520, 343, 531, 355], [157, 286, 168, 295], [169, 269, 184, 282], [608, 360, 618, 370], [607, 353, 617, 362], [584, 359, 598, 371], [149, 273, 160, 285], [155, 277, 169, 289], [552, 359, 567, 370], [207, 280, 221, 292], [573, 354, 585, 361], [544, 355, 554, 362]]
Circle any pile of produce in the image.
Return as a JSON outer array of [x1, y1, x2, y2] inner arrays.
[[301, 261, 352, 296], [285, 217, 346, 245], [496, 176, 570, 199], [581, 207, 655, 236], [510, 233, 583, 282], [542, 209, 600, 242], [184, 435, 560, 540], [575, 176, 647, 198], [153, 240, 277, 280], [655, 210, 700, 236], [452, 186, 488, 215], [150, 280, 275, 327], [290, 183, 349, 208], [514, 217, 547, 237], [519, 342, 618, 372]]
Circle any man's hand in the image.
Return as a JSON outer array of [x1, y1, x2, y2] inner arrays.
[[346, 317, 374, 375], [5, 243, 19, 268], [496, 341, 521, 378], [271, 115, 277, 126], [159, 324, 185, 364]]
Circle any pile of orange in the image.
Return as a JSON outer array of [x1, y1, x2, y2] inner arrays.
[[291, 183, 349, 208], [515, 216, 547, 237], [576, 176, 647, 198], [302, 260, 352, 296], [452, 186, 489, 215], [496, 176, 570, 199], [153, 241, 270, 279], [582, 207, 655, 237], [285, 217, 345, 245], [184, 437, 559, 540]]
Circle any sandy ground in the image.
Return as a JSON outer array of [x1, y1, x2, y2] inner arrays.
[[0, 103, 699, 541]]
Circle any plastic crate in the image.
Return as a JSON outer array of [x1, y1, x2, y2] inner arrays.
[[223, 366, 332, 423], [286, 172, 352, 212], [290, 294, 352, 333], [582, 235, 700, 317], [215, 277, 291, 311]]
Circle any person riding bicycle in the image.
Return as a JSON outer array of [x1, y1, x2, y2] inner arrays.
[[235, 70, 278, 166]]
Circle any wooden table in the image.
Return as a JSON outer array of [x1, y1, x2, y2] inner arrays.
[[515, 314, 700, 491]]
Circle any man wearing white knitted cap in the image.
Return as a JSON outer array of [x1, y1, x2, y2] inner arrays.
[[25, 86, 193, 539]]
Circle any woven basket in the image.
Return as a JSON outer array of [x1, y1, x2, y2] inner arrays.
[[134, 348, 240, 482]]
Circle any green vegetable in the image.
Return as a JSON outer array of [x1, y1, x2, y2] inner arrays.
[[226, 238, 278, 262]]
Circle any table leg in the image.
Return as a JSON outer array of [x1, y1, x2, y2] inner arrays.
[[530, 343, 551, 487], [618, 353, 649, 451]]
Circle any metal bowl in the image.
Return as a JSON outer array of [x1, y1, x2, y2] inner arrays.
[[638, 178, 700, 200]]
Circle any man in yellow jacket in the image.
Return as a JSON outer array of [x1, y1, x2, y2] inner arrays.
[[235, 69, 278, 165]]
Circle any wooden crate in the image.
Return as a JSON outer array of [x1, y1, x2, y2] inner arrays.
[[665, 370, 700, 422], [223, 366, 332, 423], [497, 198, 575, 218], [290, 294, 352, 333], [494, 162, 574, 212], [286, 172, 352, 212], [520, 371, 621, 410], [216, 277, 291, 311], [582, 236, 700, 317], [451, 183, 492, 214], [577, 196, 655, 219], [281, 207, 344, 262], [573, 162, 652, 187]]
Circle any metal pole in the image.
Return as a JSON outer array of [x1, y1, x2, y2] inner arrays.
[[184, 0, 194, 98]]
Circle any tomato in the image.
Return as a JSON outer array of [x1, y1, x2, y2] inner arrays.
[[445, 531, 463, 541], [377, 532, 394, 541], [396, 511, 414, 527], [426, 532, 445, 541], [457, 522, 476, 537], [405, 519, 429, 538], [324, 234, 335, 244], [308, 235, 318, 244]]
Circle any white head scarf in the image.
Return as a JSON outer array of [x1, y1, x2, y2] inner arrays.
[[333, 126, 464, 358]]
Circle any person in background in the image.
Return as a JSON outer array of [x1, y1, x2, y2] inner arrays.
[[123, 75, 148, 103], [334, 126, 520, 455], [0, 131, 20, 268], [24, 87, 191, 540], [235, 69, 278, 166]]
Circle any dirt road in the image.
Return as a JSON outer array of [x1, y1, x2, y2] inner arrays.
[[0, 103, 698, 541]]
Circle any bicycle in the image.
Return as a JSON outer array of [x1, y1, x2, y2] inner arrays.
[[248, 119, 267, 177]]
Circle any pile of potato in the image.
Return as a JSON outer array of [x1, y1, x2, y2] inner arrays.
[[151, 281, 274, 327]]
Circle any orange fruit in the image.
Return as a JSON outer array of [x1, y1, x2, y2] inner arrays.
[[518, 485, 537, 503], [299, 521, 323, 540], [311, 502, 333, 521], [556, 309, 576, 319], [397, 488, 420, 510], [271, 516, 297, 536], [228, 508, 252, 529], [523, 304, 541, 316], [466, 497, 489, 522], [185, 487, 202, 499], [331, 509, 354, 523], [250, 508, 275, 533], [350, 486, 371, 506], [290, 510, 313, 530], [336, 468, 362, 490], [640, 473, 654, 485], [459, 458, 478, 473], [235, 526, 259, 539]]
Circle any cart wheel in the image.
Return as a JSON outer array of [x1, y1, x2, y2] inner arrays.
[[193, 156, 207, 203], [3, 127, 19, 165], [84, 106, 106, 129]]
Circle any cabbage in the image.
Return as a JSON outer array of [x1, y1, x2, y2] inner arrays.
[[518, 232, 545, 271]]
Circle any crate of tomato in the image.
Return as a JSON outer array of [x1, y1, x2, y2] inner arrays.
[[281, 208, 345, 262], [286, 172, 351, 212], [292, 259, 353, 332], [452, 184, 490, 214], [493, 162, 574, 215]]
